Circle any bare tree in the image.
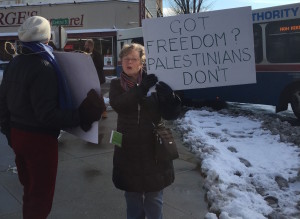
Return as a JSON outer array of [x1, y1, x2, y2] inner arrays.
[[167, 0, 213, 15]]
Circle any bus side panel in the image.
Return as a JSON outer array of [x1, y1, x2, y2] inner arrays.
[[182, 71, 300, 106]]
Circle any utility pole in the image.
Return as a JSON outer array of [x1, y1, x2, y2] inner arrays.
[[139, 0, 145, 26]]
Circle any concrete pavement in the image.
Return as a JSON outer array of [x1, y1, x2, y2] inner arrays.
[[0, 83, 208, 219]]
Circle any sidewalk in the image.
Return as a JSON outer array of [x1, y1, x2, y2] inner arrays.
[[0, 83, 208, 219]]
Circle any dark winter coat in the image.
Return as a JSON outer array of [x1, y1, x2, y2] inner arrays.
[[92, 50, 106, 85], [109, 78, 181, 192], [0, 49, 81, 140]]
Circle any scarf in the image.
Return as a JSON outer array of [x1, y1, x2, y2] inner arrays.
[[21, 42, 74, 110], [120, 70, 142, 91]]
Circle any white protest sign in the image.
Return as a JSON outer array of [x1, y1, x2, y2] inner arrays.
[[142, 7, 256, 90], [54, 51, 100, 144]]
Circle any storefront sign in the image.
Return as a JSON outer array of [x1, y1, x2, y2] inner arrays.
[[0, 9, 83, 28], [0, 10, 38, 27], [0, 1, 139, 32]]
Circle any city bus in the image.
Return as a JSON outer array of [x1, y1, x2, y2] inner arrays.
[[116, 3, 300, 119]]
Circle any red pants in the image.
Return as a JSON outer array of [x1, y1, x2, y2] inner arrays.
[[11, 128, 58, 219]]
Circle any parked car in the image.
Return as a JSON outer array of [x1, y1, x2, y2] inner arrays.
[[0, 60, 9, 84]]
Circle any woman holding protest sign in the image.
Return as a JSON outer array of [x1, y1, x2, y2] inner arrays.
[[109, 43, 181, 218]]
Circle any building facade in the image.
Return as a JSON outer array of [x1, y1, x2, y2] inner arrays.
[[0, 0, 163, 75], [0, 0, 163, 17]]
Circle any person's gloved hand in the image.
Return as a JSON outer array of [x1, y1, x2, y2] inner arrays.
[[156, 81, 175, 103], [139, 74, 158, 95], [79, 89, 105, 132]]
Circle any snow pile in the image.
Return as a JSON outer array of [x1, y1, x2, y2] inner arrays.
[[175, 108, 300, 219]]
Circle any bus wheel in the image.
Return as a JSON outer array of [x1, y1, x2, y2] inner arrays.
[[291, 89, 300, 119]]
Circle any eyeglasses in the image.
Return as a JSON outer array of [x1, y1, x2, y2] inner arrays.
[[122, 58, 140, 63]]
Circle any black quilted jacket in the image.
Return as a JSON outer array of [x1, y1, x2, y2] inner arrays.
[[109, 77, 181, 192]]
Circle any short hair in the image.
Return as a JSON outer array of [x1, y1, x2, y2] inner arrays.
[[85, 39, 94, 47], [119, 43, 145, 64]]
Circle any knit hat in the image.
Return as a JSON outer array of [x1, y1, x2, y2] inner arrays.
[[18, 16, 51, 43]]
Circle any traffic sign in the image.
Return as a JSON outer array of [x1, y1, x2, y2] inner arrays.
[[51, 18, 69, 26]]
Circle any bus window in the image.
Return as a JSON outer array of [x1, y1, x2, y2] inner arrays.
[[253, 24, 263, 63], [266, 18, 300, 63]]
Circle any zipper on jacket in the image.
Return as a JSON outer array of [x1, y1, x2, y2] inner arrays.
[[137, 104, 141, 124]]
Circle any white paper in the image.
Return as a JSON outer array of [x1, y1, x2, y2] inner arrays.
[[142, 7, 256, 91], [54, 51, 100, 143]]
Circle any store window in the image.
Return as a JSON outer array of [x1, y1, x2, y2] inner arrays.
[[63, 36, 115, 74], [266, 18, 300, 63], [100, 37, 114, 70]]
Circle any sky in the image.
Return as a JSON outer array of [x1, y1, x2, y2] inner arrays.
[[174, 104, 300, 219], [163, 0, 300, 15], [209, 0, 300, 10]]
